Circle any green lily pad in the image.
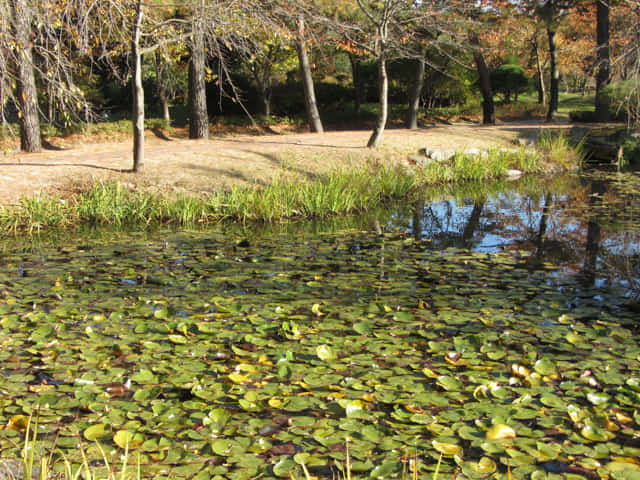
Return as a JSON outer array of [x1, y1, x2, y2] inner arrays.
[[581, 424, 616, 442], [113, 430, 145, 449], [131, 369, 157, 384], [534, 358, 558, 376], [273, 458, 297, 477], [431, 440, 462, 456], [316, 344, 337, 361], [83, 423, 110, 441], [587, 392, 611, 406], [436, 375, 464, 392], [211, 438, 249, 457]]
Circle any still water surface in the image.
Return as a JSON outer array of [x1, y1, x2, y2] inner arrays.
[[0, 172, 639, 479]]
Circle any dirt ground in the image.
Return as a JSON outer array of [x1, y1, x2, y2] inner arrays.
[[0, 122, 567, 206]]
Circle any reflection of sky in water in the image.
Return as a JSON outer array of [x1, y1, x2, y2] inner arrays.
[[404, 187, 640, 293], [474, 233, 515, 253], [602, 233, 640, 256], [410, 191, 640, 253]]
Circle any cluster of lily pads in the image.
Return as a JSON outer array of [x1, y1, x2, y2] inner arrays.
[[0, 219, 639, 480]]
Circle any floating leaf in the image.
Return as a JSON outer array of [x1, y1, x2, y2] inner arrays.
[[354, 322, 372, 335], [211, 438, 248, 457], [7, 415, 28, 432], [84, 424, 110, 441], [534, 358, 558, 376], [485, 424, 516, 440], [113, 430, 145, 449], [228, 373, 250, 384], [273, 458, 297, 477], [341, 399, 366, 417], [316, 344, 336, 361], [581, 424, 615, 442], [131, 369, 157, 384], [476, 456, 497, 473], [168, 334, 188, 344], [431, 440, 462, 456], [436, 375, 463, 392], [587, 392, 611, 406], [567, 404, 587, 423]]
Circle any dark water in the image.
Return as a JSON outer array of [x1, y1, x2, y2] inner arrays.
[[1, 171, 640, 479]]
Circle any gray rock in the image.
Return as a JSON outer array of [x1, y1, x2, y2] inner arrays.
[[464, 148, 483, 156], [430, 150, 455, 162]]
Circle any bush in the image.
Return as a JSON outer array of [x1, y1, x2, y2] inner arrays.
[[490, 64, 529, 103], [603, 80, 640, 125]]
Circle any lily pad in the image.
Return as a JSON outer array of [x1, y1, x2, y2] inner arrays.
[[485, 424, 516, 440], [431, 440, 462, 456], [84, 423, 110, 441], [316, 344, 337, 361], [113, 430, 145, 449]]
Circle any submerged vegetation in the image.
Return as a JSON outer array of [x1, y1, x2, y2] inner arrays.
[[0, 136, 581, 235]]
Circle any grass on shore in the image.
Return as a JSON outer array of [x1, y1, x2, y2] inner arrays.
[[0, 135, 581, 235]]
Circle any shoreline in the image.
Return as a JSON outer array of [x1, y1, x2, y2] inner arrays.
[[0, 124, 565, 206]]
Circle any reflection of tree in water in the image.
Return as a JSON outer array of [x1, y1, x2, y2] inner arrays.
[[582, 179, 606, 286], [406, 177, 640, 297]]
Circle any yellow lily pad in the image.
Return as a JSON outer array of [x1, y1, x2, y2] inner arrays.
[[485, 424, 516, 440], [431, 440, 462, 456]]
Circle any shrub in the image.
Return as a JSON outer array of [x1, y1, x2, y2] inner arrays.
[[603, 80, 640, 125], [490, 64, 530, 103]]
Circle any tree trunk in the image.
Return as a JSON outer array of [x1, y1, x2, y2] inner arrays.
[[533, 35, 547, 105], [188, 20, 209, 139], [296, 15, 323, 133], [406, 52, 426, 130], [262, 96, 271, 118], [348, 53, 363, 116], [0, 76, 5, 129], [469, 33, 494, 125], [155, 51, 170, 125], [367, 54, 388, 149], [472, 49, 495, 125], [595, 0, 611, 122], [10, 0, 41, 153], [131, 0, 144, 172], [547, 26, 559, 121], [251, 69, 272, 118]]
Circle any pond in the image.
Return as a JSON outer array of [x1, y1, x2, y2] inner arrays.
[[1, 171, 640, 480]]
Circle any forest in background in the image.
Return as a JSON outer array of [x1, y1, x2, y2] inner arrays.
[[1, 0, 639, 170]]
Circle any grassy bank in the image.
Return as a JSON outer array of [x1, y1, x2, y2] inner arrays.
[[0, 136, 581, 234]]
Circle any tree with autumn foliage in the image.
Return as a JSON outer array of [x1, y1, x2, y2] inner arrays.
[[338, 1, 471, 148], [257, 0, 326, 133], [0, 0, 91, 152], [609, 0, 640, 124]]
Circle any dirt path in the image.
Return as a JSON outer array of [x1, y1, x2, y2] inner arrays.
[[0, 122, 564, 205]]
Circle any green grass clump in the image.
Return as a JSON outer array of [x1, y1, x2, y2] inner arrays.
[[418, 149, 523, 185], [536, 131, 584, 170], [0, 163, 419, 233], [0, 141, 581, 235]]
